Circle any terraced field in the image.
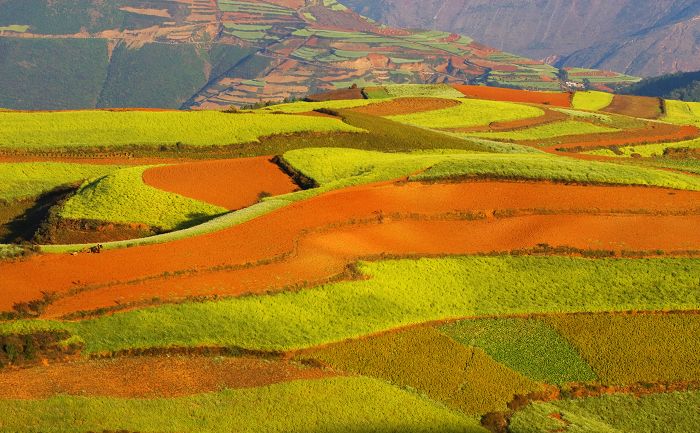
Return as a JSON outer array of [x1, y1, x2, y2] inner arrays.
[[1, 86, 699, 432]]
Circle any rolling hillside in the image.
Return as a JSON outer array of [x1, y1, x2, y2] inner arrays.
[[0, 0, 637, 109], [341, 0, 700, 77]]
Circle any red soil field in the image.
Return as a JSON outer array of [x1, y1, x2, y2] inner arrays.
[[0, 355, 335, 399], [1, 180, 698, 317], [142, 157, 299, 210], [350, 97, 460, 116], [452, 85, 571, 108]]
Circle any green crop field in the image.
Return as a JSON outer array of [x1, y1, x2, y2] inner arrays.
[[59, 166, 227, 230], [441, 319, 597, 385], [544, 314, 700, 385], [0, 377, 485, 433], [664, 100, 700, 126], [572, 91, 615, 111], [586, 137, 700, 158], [3, 256, 698, 354], [0, 111, 363, 150], [381, 84, 466, 99], [412, 152, 700, 190], [467, 120, 618, 141], [0, 162, 121, 202], [308, 327, 541, 415], [387, 99, 544, 129], [283, 147, 700, 192], [510, 391, 700, 433]]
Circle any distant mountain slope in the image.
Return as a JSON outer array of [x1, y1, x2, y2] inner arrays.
[[621, 70, 700, 102], [0, 0, 636, 110], [340, 0, 700, 77]]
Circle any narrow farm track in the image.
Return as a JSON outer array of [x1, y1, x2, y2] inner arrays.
[[142, 156, 299, 210], [0, 355, 336, 399], [1, 181, 698, 317]]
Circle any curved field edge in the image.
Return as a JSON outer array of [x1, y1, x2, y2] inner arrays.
[[59, 166, 228, 230], [0, 111, 364, 150], [0, 376, 486, 433], [509, 391, 700, 433], [12, 147, 700, 253], [2, 256, 698, 354]]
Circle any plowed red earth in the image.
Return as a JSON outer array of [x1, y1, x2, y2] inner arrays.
[[2, 181, 698, 317], [142, 157, 299, 210], [452, 85, 571, 108], [350, 97, 460, 116], [0, 356, 335, 398]]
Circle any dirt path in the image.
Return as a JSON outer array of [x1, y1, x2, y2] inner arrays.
[[0, 355, 335, 399], [1, 180, 697, 316], [142, 156, 299, 210]]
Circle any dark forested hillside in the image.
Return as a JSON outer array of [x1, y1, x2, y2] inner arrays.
[[621, 71, 700, 102]]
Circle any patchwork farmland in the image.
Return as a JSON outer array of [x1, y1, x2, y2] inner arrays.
[[0, 83, 699, 433]]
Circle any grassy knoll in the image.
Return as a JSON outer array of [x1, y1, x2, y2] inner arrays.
[[307, 327, 541, 415], [0, 111, 363, 150], [544, 314, 700, 385], [467, 121, 618, 141], [571, 91, 614, 111], [510, 391, 700, 433], [412, 153, 700, 190], [441, 319, 597, 385], [3, 256, 698, 353], [59, 166, 227, 230], [387, 99, 544, 129], [0, 162, 121, 201], [0, 377, 484, 433], [664, 100, 700, 126]]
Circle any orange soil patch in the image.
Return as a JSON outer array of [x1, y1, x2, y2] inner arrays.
[[350, 97, 460, 116], [603, 95, 662, 119], [0, 355, 335, 399], [1, 181, 697, 316], [453, 85, 571, 108], [539, 123, 700, 152], [452, 107, 568, 133], [142, 157, 299, 210]]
